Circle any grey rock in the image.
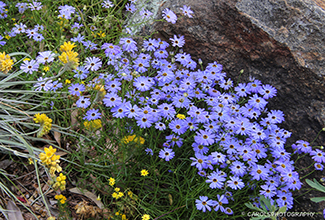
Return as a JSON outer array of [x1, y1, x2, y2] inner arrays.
[[236, 0, 325, 77]]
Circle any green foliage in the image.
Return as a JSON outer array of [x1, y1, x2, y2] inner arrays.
[[245, 195, 287, 220], [306, 179, 325, 203]]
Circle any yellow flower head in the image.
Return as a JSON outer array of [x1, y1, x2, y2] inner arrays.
[[60, 41, 76, 52], [56, 173, 66, 182], [65, 79, 71, 84], [39, 146, 62, 176], [118, 192, 124, 197], [50, 163, 62, 175], [109, 177, 115, 186], [53, 173, 67, 191], [34, 113, 52, 137], [112, 192, 118, 199], [128, 191, 133, 197], [43, 66, 50, 72], [122, 135, 145, 145], [142, 214, 150, 220], [123, 135, 135, 144], [94, 84, 107, 97], [28, 158, 34, 165], [97, 31, 106, 38], [83, 119, 102, 131], [134, 136, 145, 145], [58, 50, 79, 69], [176, 114, 186, 120], [0, 52, 14, 74], [141, 169, 149, 176], [55, 194, 67, 204]]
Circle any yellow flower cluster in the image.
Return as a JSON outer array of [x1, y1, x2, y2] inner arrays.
[[93, 83, 107, 97], [58, 41, 79, 69], [122, 135, 145, 145], [39, 146, 66, 191], [115, 212, 128, 220], [39, 146, 60, 168], [60, 41, 76, 52], [53, 173, 67, 191], [34, 113, 52, 137], [83, 119, 102, 131], [112, 187, 124, 199], [127, 191, 137, 201], [109, 177, 115, 186], [55, 194, 67, 204], [0, 52, 14, 74]]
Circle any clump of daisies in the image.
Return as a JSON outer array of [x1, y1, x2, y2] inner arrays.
[[25, 4, 322, 217], [56, 5, 324, 215], [1, 1, 323, 218]]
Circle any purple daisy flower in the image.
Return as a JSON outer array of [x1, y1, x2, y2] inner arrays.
[[140, 9, 153, 19], [83, 109, 101, 121], [103, 93, 122, 108], [310, 149, 325, 163], [102, 0, 114, 8], [250, 164, 269, 181], [143, 38, 159, 51], [145, 148, 153, 156], [162, 8, 177, 24], [85, 57, 102, 71], [260, 84, 277, 99], [206, 171, 226, 189], [170, 35, 185, 48], [180, 5, 194, 18], [33, 33, 44, 42], [194, 129, 215, 146], [213, 194, 229, 212], [20, 59, 39, 74], [16, 3, 28, 14], [120, 37, 137, 53], [227, 176, 245, 190], [260, 184, 277, 199], [76, 96, 91, 108], [155, 122, 166, 131], [50, 81, 63, 92], [159, 148, 175, 161], [195, 196, 214, 212], [190, 153, 208, 171], [33, 77, 52, 91], [125, 3, 136, 13], [36, 51, 55, 64], [68, 83, 85, 96], [133, 76, 154, 92]]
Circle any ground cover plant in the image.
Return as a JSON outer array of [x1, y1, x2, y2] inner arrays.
[[1, 0, 325, 219]]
